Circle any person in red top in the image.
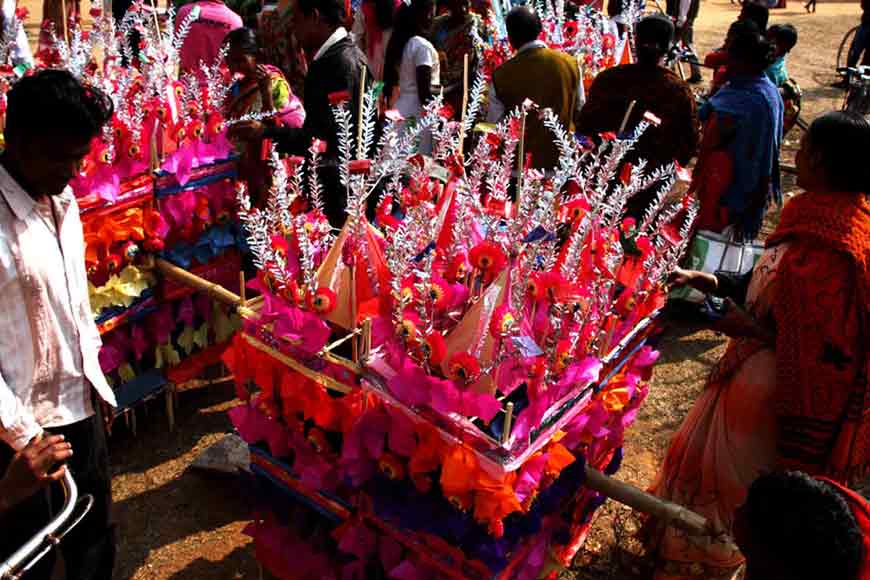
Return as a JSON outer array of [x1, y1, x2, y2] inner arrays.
[[177, 0, 243, 74]]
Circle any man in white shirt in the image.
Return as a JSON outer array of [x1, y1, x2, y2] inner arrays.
[[0, 70, 116, 580]]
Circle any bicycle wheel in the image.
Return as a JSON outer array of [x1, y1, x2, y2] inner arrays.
[[837, 25, 859, 71]]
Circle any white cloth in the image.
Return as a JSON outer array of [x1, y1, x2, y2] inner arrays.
[[2, 0, 33, 68], [486, 40, 585, 123], [312, 26, 349, 62], [393, 35, 440, 119], [0, 165, 115, 450]]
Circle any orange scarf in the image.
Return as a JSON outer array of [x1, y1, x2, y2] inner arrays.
[[767, 191, 870, 481]]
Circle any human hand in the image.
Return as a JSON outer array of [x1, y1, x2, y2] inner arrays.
[[0, 434, 73, 513], [227, 120, 266, 142], [669, 267, 718, 294], [256, 65, 271, 90], [711, 299, 774, 343]]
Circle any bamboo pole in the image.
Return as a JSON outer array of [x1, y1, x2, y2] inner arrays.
[[239, 272, 246, 305], [515, 109, 527, 212], [618, 99, 637, 135], [501, 402, 514, 446], [242, 334, 352, 394], [155, 259, 256, 319], [459, 53, 469, 156], [584, 467, 737, 550], [60, 0, 70, 46], [356, 66, 367, 158]]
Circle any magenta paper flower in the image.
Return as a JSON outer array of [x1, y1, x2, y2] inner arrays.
[[336, 520, 377, 561], [177, 295, 195, 327], [430, 381, 501, 422]]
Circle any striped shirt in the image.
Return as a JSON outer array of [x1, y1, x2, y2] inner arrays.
[[0, 164, 115, 451]]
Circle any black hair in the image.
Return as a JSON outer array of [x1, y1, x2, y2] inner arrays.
[[768, 23, 798, 52], [635, 14, 674, 65], [383, 0, 433, 98], [744, 472, 863, 580], [296, 0, 347, 26], [373, 0, 395, 29], [807, 111, 870, 193], [5, 69, 113, 144], [505, 6, 542, 50], [224, 26, 258, 54], [740, 0, 769, 32], [727, 19, 774, 73]]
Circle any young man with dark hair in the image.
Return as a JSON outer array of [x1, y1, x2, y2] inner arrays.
[[765, 24, 797, 87], [578, 14, 699, 191], [0, 69, 117, 580], [228, 0, 371, 228], [485, 6, 582, 171], [735, 471, 868, 580]]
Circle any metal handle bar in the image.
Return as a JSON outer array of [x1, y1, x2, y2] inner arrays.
[[0, 470, 94, 580]]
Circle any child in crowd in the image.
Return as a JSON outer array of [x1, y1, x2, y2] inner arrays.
[[734, 471, 869, 580], [765, 24, 797, 87]]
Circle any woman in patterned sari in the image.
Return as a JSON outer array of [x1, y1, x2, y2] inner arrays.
[[649, 110, 870, 579], [224, 27, 304, 202]]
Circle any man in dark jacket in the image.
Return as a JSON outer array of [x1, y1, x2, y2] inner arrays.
[[228, 0, 371, 227]]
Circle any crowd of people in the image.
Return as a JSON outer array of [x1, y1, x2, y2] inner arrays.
[[1, 0, 870, 579]]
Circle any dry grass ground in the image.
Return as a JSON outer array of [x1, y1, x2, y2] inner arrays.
[[12, 0, 863, 576]]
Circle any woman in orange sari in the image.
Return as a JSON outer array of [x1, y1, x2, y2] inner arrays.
[[649, 110, 870, 579]]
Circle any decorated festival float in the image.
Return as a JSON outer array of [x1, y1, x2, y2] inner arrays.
[[0, 1, 249, 430], [211, 52, 704, 580], [0, 0, 718, 576]]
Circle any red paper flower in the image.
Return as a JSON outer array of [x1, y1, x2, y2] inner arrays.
[[489, 305, 517, 338], [468, 241, 507, 274], [143, 237, 165, 252], [602, 33, 616, 51], [445, 253, 469, 282], [428, 276, 453, 310], [439, 103, 455, 120], [121, 241, 139, 263], [307, 287, 337, 314], [600, 131, 617, 141], [562, 198, 591, 222], [189, 120, 204, 140], [327, 90, 351, 106], [283, 156, 305, 171], [447, 352, 480, 383], [105, 253, 123, 273], [419, 332, 447, 366], [142, 209, 169, 238], [527, 273, 546, 301], [15, 7, 29, 19], [378, 453, 406, 480], [271, 234, 290, 260], [619, 162, 633, 185], [563, 21, 578, 40], [310, 138, 327, 153], [348, 159, 372, 175], [395, 313, 421, 343]]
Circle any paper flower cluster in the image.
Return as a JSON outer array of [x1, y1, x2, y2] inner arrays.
[[2, 1, 235, 207], [238, 83, 696, 454]]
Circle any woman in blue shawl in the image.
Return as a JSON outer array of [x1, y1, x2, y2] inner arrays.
[[691, 20, 783, 241]]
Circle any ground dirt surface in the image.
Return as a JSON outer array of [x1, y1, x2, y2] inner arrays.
[[13, 0, 864, 576]]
